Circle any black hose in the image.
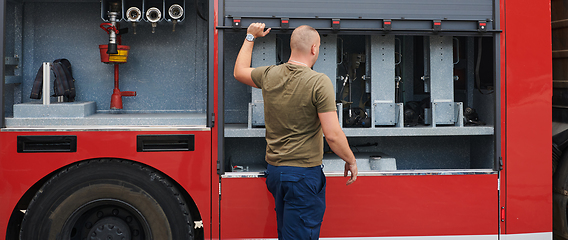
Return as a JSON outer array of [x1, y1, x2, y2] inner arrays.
[[554, 128, 568, 151], [554, 145, 561, 174], [195, 0, 208, 21], [476, 37, 493, 94], [553, 129, 568, 174]]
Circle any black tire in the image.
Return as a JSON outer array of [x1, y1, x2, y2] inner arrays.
[[6, 208, 24, 239], [20, 159, 194, 240]]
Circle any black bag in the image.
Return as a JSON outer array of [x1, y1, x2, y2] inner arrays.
[[30, 58, 76, 102]]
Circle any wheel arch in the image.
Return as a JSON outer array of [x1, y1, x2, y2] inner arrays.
[[6, 158, 204, 240]]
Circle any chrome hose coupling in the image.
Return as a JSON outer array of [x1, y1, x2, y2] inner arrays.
[[106, 11, 119, 54], [146, 7, 161, 33], [126, 6, 142, 34], [168, 4, 183, 32]]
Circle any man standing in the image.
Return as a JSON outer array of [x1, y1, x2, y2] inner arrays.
[[234, 23, 358, 240]]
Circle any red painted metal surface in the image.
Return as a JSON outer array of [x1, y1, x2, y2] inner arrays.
[[501, 0, 552, 235], [221, 174, 498, 238], [499, 0, 507, 234], [0, 130, 212, 238], [210, 0, 220, 239]]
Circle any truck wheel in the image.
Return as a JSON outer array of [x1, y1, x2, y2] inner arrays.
[[19, 159, 194, 240]]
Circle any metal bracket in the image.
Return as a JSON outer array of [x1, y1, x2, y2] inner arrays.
[[247, 103, 253, 129], [383, 19, 392, 31], [433, 20, 442, 32], [42, 62, 51, 105], [371, 35, 397, 126], [373, 102, 403, 127], [5, 57, 19, 66], [281, 18, 289, 30], [250, 101, 265, 127], [455, 102, 464, 127], [337, 103, 343, 128], [478, 20, 487, 32], [248, 34, 276, 128], [396, 103, 404, 128], [430, 102, 464, 127], [232, 17, 242, 29], [332, 19, 340, 31]]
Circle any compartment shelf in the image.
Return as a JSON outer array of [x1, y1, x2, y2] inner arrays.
[[222, 169, 497, 178], [6, 112, 207, 127], [224, 123, 494, 138]]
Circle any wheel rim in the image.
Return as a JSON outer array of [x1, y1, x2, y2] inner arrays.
[[88, 216, 131, 239], [60, 198, 152, 240]]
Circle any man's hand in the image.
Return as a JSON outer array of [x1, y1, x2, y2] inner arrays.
[[344, 162, 358, 185], [319, 111, 358, 185], [247, 23, 271, 38]]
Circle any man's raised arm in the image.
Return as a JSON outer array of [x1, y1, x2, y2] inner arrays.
[[233, 23, 271, 88]]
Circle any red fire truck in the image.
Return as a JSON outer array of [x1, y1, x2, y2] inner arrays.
[[0, 0, 554, 239]]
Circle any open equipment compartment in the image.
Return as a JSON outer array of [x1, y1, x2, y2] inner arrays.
[[219, 0, 500, 174], [3, 0, 209, 128]]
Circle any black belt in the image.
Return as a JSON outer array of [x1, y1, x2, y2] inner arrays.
[[30, 58, 76, 102]]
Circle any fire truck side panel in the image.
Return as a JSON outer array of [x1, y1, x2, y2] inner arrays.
[[0, 129, 212, 238], [0, 0, 555, 237], [501, 0, 553, 236], [218, 0, 503, 238], [221, 174, 498, 238], [0, 0, 212, 236]]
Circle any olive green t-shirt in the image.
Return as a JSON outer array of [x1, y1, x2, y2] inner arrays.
[[251, 63, 337, 167]]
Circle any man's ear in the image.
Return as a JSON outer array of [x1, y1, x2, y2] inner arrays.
[[311, 44, 317, 55]]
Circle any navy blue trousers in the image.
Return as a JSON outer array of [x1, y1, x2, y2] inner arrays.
[[265, 164, 326, 240]]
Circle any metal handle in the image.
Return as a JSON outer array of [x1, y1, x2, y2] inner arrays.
[[42, 62, 51, 105], [100, 23, 118, 34], [395, 37, 402, 65], [453, 37, 460, 65], [121, 91, 137, 97], [337, 37, 344, 65]]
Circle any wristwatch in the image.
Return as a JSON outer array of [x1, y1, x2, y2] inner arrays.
[[245, 33, 255, 42]]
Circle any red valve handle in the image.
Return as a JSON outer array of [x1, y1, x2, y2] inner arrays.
[[121, 91, 136, 97], [100, 23, 119, 34]]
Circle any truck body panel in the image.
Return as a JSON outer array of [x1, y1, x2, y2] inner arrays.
[[0, 0, 554, 238]]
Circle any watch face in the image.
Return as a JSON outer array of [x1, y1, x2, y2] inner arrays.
[[246, 34, 255, 42]]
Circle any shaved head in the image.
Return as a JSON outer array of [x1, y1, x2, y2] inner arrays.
[[290, 25, 320, 54]]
